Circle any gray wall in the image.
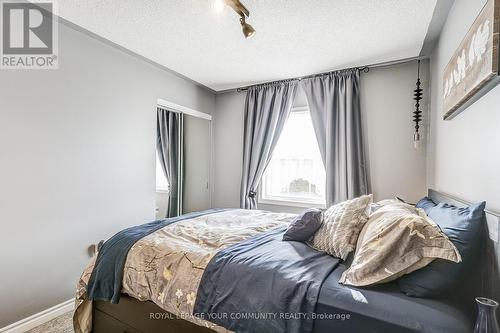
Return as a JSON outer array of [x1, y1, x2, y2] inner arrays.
[[0, 22, 214, 327], [213, 61, 429, 212], [364, 62, 429, 203], [213, 92, 246, 209], [428, 0, 500, 211]]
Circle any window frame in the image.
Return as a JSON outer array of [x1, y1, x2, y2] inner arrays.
[[258, 106, 326, 209], [156, 185, 170, 194]]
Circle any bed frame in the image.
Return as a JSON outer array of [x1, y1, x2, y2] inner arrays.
[[93, 295, 216, 333], [91, 189, 500, 333]]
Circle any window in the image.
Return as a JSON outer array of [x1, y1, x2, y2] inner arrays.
[[260, 108, 326, 207], [156, 152, 169, 192]]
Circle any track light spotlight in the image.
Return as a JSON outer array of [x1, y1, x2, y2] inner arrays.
[[240, 16, 256, 39], [216, 0, 256, 39]]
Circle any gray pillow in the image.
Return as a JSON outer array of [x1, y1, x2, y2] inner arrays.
[[397, 201, 486, 297], [415, 197, 437, 215], [282, 208, 323, 242]]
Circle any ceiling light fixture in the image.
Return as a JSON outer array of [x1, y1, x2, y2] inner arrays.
[[213, 0, 226, 12], [240, 16, 256, 39], [216, 0, 256, 39]]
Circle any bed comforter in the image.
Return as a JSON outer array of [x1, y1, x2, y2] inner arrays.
[[194, 225, 340, 333], [74, 209, 296, 333]]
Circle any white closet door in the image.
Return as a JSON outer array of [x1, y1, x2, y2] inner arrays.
[[183, 115, 211, 213]]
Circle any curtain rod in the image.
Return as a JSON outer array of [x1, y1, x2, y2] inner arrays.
[[233, 55, 428, 93]]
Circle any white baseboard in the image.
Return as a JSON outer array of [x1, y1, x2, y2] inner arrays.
[[0, 299, 75, 333]]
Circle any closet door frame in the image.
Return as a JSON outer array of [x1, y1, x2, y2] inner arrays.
[[157, 98, 214, 209]]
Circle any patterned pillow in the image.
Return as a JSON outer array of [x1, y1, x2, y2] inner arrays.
[[339, 202, 461, 287], [369, 199, 399, 214], [308, 195, 373, 260]]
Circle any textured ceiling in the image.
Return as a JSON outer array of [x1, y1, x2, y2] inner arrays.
[[59, 0, 437, 91]]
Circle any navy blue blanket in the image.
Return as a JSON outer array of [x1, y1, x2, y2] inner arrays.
[[194, 226, 340, 333], [87, 209, 225, 303]]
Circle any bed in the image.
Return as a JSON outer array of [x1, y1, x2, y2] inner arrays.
[[73, 189, 500, 333]]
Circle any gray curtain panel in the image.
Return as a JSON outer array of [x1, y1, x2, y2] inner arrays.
[[157, 108, 184, 217], [301, 69, 370, 207], [240, 81, 298, 209]]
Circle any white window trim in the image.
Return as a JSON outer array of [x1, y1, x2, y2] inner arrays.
[[257, 106, 326, 209], [258, 191, 326, 209], [156, 187, 170, 194]]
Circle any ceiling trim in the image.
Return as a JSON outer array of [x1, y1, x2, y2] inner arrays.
[[41, 2, 438, 95], [48, 11, 217, 94], [419, 0, 454, 56], [216, 55, 429, 95]]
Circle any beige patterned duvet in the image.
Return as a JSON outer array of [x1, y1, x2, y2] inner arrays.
[[73, 209, 296, 333]]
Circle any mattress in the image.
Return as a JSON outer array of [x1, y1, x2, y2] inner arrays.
[[313, 264, 473, 333], [77, 208, 475, 333]]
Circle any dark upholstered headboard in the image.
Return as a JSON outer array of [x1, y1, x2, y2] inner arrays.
[[428, 189, 500, 302]]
